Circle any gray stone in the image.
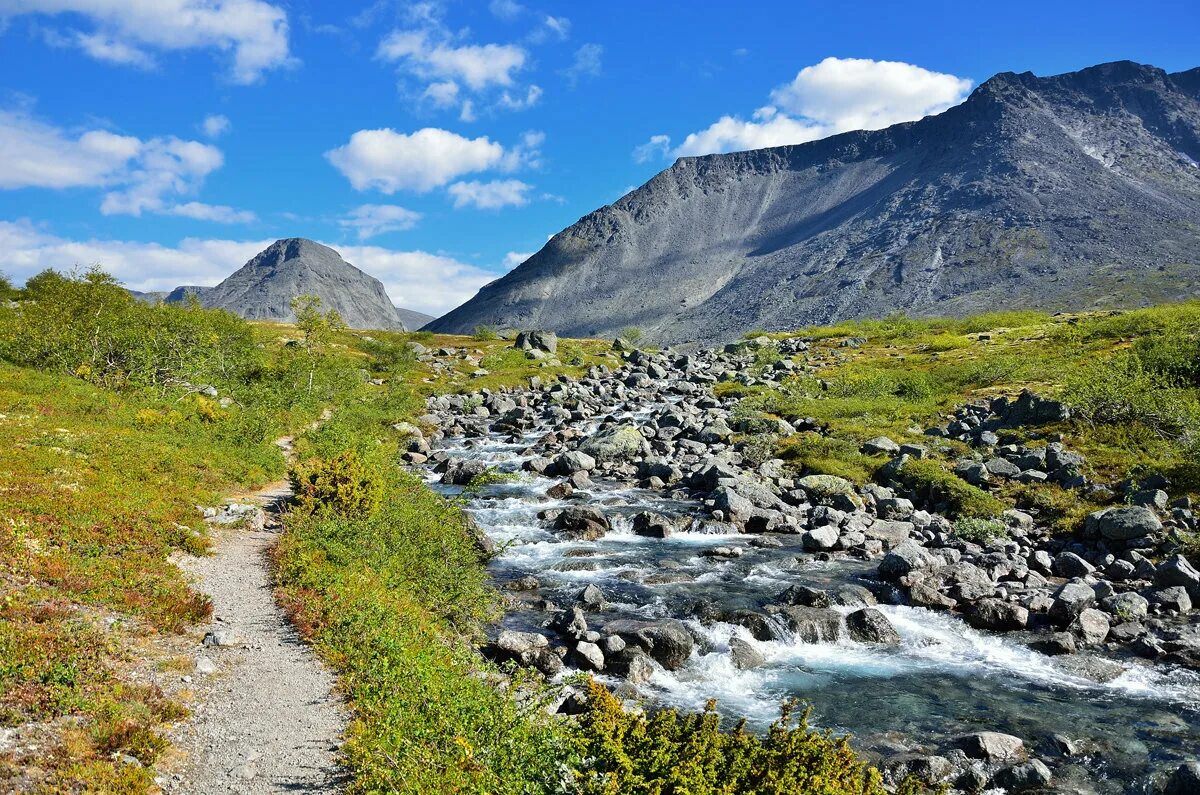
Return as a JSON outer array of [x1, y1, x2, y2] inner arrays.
[[845, 608, 901, 644], [1165, 762, 1200, 795], [995, 759, 1052, 791], [1050, 580, 1096, 626], [1095, 505, 1162, 541], [879, 540, 938, 580], [729, 637, 766, 669], [968, 597, 1029, 631], [956, 731, 1026, 762], [802, 525, 840, 550], [1074, 607, 1111, 644], [573, 641, 605, 672]]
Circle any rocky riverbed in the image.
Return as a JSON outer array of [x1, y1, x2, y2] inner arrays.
[[410, 336, 1200, 794]]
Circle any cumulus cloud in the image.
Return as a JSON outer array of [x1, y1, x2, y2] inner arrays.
[[0, 108, 248, 219], [325, 127, 506, 193], [377, 30, 526, 91], [447, 179, 531, 209], [0, 0, 295, 83], [502, 250, 533, 269], [563, 43, 602, 86], [201, 113, 231, 138], [638, 56, 972, 159], [165, 201, 256, 223], [326, 127, 543, 195], [338, 204, 422, 239], [488, 0, 524, 20], [0, 220, 500, 315]]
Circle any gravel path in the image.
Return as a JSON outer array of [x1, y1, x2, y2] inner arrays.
[[165, 461, 347, 794]]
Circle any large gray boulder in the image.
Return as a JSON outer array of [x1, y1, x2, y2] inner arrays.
[[879, 541, 939, 580], [603, 620, 695, 670], [1094, 505, 1162, 541], [956, 731, 1025, 762], [580, 425, 649, 461]]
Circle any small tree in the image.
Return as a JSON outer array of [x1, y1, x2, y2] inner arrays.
[[291, 294, 346, 393], [619, 326, 643, 346], [0, 272, 19, 301]]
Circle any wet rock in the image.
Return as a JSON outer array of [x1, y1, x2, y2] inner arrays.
[[1033, 631, 1078, 656], [779, 606, 843, 643], [580, 425, 648, 461], [632, 511, 676, 539], [578, 584, 607, 609], [603, 619, 695, 670], [909, 581, 957, 610], [1151, 585, 1193, 613], [1164, 761, 1200, 795], [956, 731, 1026, 762], [995, 759, 1052, 791], [728, 610, 779, 641], [546, 481, 574, 499], [968, 598, 1029, 631], [554, 507, 610, 540], [729, 637, 766, 670], [883, 754, 954, 786], [553, 450, 596, 474], [1094, 505, 1162, 541], [712, 486, 754, 524], [845, 608, 901, 644], [441, 458, 488, 485], [830, 584, 878, 608]]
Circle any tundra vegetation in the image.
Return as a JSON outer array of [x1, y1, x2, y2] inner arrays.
[[2, 268, 1198, 792]]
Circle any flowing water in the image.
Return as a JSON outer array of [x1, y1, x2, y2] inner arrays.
[[425, 420, 1200, 792]]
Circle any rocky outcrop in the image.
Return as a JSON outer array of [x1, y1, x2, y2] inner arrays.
[[428, 61, 1200, 345]]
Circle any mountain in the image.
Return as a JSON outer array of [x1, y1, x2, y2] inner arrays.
[[163, 239, 414, 330], [428, 61, 1200, 345], [396, 306, 435, 329]]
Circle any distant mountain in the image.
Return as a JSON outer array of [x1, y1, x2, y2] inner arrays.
[[396, 306, 435, 329], [160, 239, 416, 330], [428, 61, 1200, 345]]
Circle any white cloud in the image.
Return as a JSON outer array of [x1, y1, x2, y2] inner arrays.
[[502, 250, 532, 269], [563, 43, 602, 85], [0, 0, 295, 83], [0, 108, 247, 219], [338, 203, 422, 239], [325, 127, 508, 193], [543, 15, 569, 39], [166, 201, 256, 223], [377, 29, 526, 91], [447, 179, 531, 209], [488, 0, 524, 20], [769, 56, 973, 132], [0, 220, 500, 315], [422, 80, 459, 108], [202, 113, 231, 138], [640, 56, 973, 158], [632, 134, 671, 164], [498, 84, 542, 110]]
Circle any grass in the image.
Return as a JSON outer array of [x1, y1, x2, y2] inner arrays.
[[736, 304, 1200, 529]]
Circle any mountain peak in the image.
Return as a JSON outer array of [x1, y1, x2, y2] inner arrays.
[[428, 60, 1200, 345], [166, 239, 412, 330]]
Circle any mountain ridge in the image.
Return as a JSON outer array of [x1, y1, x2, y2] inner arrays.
[[428, 60, 1200, 344]]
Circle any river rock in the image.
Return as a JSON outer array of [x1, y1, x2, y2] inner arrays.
[[573, 641, 605, 672], [1054, 551, 1095, 578], [883, 754, 954, 786], [957, 731, 1026, 762], [632, 511, 675, 538], [1050, 580, 1096, 626], [995, 759, 1052, 791], [607, 648, 656, 684], [1074, 608, 1111, 644], [802, 525, 839, 550], [1100, 591, 1149, 621], [845, 608, 901, 644], [879, 540, 938, 580], [729, 637, 766, 669], [580, 425, 648, 461], [1094, 505, 1161, 541], [778, 584, 832, 607], [1155, 554, 1200, 599], [603, 619, 695, 670], [968, 597, 1029, 631], [1165, 762, 1200, 795], [876, 496, 914, 520], [780, 606, 843, 643], [441, 458, 488, 485], [554, 507, 610, 540], [797, 474, 863, 510], [1151, 585, 1193, 613], [553, 450, 596, 475]]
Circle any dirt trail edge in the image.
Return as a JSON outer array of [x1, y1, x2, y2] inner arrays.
[[162, 434, 346, 794]]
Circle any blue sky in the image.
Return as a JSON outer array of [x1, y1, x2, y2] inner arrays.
[[1, 0, 1197, 314]]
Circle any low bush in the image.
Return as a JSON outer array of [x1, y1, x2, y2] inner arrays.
[[290, 450, 384, 518], [888, 458, 1005, 519], [953, 517, 1008, 543], [571, 681, 913, 795], [473, 324, 499, 341]]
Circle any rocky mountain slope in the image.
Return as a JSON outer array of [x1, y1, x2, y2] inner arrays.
[[428, 61, 1200, 345], [163, 239, 414, 330], [396, 306, 435, 329]]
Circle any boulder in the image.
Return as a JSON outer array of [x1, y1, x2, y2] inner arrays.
[[968, 598, 1029, 631], [845, 608, 901, 644], [631, 511, 677, 539], [580, 425, 648, 461], [1165, 762, 1200, 795], [729, 637, 766, 670], [797, 474, 864, 510], [802, 525, 840, 551], [1155, 554, 1200, 599], [780, 606, 843, 643], [1095, 505, 1162, 541], [1151, 585, 1193, 613], [1053, 551, 1095, 578], [440, 458, 488, 485], [553, 450, 596, 474], [879, 541, 939, 580], [995, 760, 1053, 791], [1050, 580, 1096, 627], [514, 330, 558, 354], [554, 507, 610, 540], [861, 436, 900, 455], [956, 731, 1025, 762], [573, 641, 605, 672], [777, 584, 831, 608], [603, 619, 695, 670], [1074, 607, 1111, 644], [1100, 591, 1149, 621]]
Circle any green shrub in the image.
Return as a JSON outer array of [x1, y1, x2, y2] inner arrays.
[[472, 324, 499, 341], [1063, 350, 1200, 438], [571, 681, 912, 795], [778, 433, 876, 484], [290, 450, 384, 518], [619, 326, 644, 345], [888, 458, 1005, 519], [0, 271, 18, 301], [953, 517, 1008, 543]]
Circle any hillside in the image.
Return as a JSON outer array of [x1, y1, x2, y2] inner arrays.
[[163, 238, 416, 330], [428, 61, 1200, 345]]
